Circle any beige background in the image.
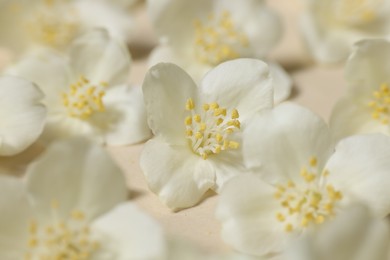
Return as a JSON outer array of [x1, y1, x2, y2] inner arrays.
[[111, 0, 347, 253]]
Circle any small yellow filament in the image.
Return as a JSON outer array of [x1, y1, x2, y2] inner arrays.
[[368, 83, 390, 125]]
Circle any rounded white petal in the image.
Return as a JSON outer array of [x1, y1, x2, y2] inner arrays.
[[97, 85, 152, 145], [140, 138, 215, 210], [216, 174, 289, 256], [69, 29, 131, 85], [329, 97, 388, 142], [268, 62, 293, 104], [0, 176, 31, 258], [142, 63, 199, 144], [326, 134, 390, 217], [0, 76, 46, 156], [200, 59, 273, 121], [243, 103, 333, 184], [92, 202, 166, 259], [25, 138, 127, 221]]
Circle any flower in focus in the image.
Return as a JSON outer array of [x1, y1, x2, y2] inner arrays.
[[0, 0, 134, 57], [217, 103, 390, 257], [0, 138, 167, 259], [0, 76, 46, 156], [282, 204, 390, 260], [301, 0, 390, 63], [330, 39, 390, 141], [147, 0, 292, 103], [141, 59, 273, 210], [8, 29, 151, 145]]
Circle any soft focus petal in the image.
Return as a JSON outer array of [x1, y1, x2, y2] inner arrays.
[[243, 103, 333, 184], [69, 29, 131, 85], [25, 138, 127, 221], [92, 202, 166, 259], [0, 76, 46, 156], [200, 59, 273, 121], [142, 63, 199, 144], [329, 97, 388, 142], [216, 174, 289, 256], [268, 62, 293, 104], [0, 176, 32, 258], [140, 138, 215, 210], [99, 85, 151, 145], [326, 134, 390, 217]]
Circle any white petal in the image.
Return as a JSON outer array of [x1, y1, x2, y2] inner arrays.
[[326, 134, 390, 217], [268, 62, 292, 104], [98, 85, 152, 145], [216, 174, 289, 256], [140, 138, 215, 210], [0, 76, 46, 156], [329, 97, 388, 142], [142, 63, 199, 144], [92, 202, 166, 259], [200, 59, 273, 121], [345, 39, 390, 96], [69, 29, 131, 85], [0, 176, 32, 257], [243, 103, 333, 184], [25, 138, 127, 221]]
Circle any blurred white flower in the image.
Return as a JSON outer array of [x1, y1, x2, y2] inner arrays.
[[147, 0, 292, 103], [217, 103, 390, 257], [141, 59, 273, 210], [0, 76, 46, 156], [282, 204, 390, 260], [0, 138, 167, 259], [301, 0, 390, 63], [8, 29, 151, 145], [330, 39, 390, 141], [0, 0, 134, 56]]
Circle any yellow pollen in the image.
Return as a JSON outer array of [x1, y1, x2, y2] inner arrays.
[[274, 157, 343, 232], [62, 76, 107, 120], [368, 82, 390, 125], [184, 98, 240, 159], [333, 0, 382, 24], [193, 10, 249, 66]]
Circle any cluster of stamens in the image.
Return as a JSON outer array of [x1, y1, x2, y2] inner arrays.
[[274, 157, 343, 233], [193, 10, 249, 66], [333, 0, 382, 24], [25, 200, 100, 260], [62, 76, 107, 120], [368, 83, 390, 125], [26, 0, 79, 49], [184, 98, 240, 159]]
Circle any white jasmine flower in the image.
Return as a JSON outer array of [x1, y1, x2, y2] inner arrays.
[[301, 0, 390, 63], [0, 0, 134, 56], [8, 29, 151, 145], [147, 0, 292, 103], [330, 39, 390, 141], [0, 138, 167, 259], [0, 76, 46, 156], [217, 103, 390, 257], [282, 204, 390, 260], [141, 59, 273, 210]]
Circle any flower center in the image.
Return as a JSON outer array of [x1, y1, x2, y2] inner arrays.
[[193, 10, 249, 66], [62, 76, 107, 120], [332, 0, 382, 24], [184, 98, 240, 159], [274, 157, 343, 233], [25, 200, 100, 260], [368, 83, 390, 125], [26, 0, 80, 49]]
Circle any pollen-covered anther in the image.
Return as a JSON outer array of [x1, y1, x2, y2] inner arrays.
[[184, 98, 240, 159], [368, 82, 390, 125], [274, 157, 343, 233], [62, 76, 107, 120], [25, 200, 100, 260], [193, 10, 249, 66]]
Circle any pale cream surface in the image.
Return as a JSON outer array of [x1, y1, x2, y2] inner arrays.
[[109, 0, 347, 254], [0, 0, 348, 255]]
